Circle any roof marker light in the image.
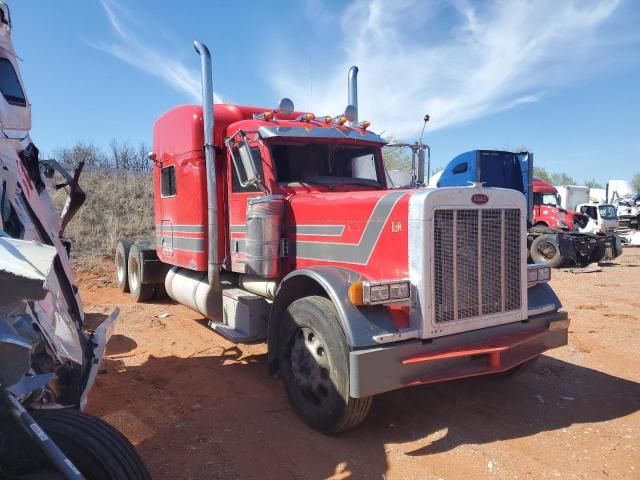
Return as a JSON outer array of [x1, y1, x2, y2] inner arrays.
[[336, 115, 348, 126], [263, 111, 274, 121], [296, 113, 316, 122], [358, 120, 371, 130], [322, 116, 332, 124]]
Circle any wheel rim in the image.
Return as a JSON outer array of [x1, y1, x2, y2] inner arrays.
[[288, 326, 333, 407], [116, 250, 126, 283], [536, 241, 557, 261], [129, 257, 139, 291]]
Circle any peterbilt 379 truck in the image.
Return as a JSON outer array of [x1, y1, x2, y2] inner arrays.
[[115, 41, 569, 434]]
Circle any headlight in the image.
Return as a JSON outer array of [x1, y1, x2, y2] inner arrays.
[[349, 280, 411, 305], [528, 264, 551, 287]]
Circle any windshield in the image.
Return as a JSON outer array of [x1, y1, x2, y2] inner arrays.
[[533, 193, 560, 207], [598, 205, 617, 220], [271, 142, 383, 188]]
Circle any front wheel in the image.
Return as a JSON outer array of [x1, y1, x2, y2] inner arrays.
[[278, 295, 372, 434]]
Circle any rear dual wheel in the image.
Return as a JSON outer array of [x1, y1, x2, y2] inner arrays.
[[127, 243, 154, 303], [115, 239, 133, 292], [278, 296, 372, 434]]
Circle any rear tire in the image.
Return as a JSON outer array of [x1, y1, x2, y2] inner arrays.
[[530, 234, 563, 268], [115, 239, 133, 292], [278, 295, 372, 434], [128, 244, 154, 303], [17, 409, 150, 480]]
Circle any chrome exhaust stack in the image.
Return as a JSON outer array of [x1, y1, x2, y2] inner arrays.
[[193, 40, 220, 289], [348, 66, 359, 125]]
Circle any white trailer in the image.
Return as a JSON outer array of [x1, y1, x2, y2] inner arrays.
[[555, 185, 589, 212]]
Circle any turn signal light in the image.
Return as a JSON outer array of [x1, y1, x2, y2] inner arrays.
[[348, 281, 364, 306], [348, 280, 411, 306], [527, 264, 551, 288]]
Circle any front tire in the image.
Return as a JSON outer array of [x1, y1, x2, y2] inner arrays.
[[278, 295, 372, 434]]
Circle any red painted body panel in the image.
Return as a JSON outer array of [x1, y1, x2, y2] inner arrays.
[[284, 191, 410, 279]]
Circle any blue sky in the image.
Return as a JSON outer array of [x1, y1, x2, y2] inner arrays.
[[8, 0, 640, 184]]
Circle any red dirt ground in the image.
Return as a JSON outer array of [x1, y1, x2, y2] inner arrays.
[[81, 249, 640, 479]]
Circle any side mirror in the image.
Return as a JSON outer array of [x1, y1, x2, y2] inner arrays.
[[416, 148, 426, 185], [227, 131, 264, 191], [237, 134, 260, 184]]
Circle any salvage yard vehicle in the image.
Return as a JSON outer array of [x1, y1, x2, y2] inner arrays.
[[115, 40, 570, 434], [437, 152, 622, 268], [0, 3, 149, 478]]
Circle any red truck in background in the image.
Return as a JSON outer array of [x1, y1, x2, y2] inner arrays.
[[115, 41, 569, 434], [531, 177, 585, 230]]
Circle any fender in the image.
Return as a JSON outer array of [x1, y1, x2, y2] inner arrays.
[[267, 266, 400, 372]]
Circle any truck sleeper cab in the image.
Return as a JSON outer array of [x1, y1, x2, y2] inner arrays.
[[116, 42, 570, 434]]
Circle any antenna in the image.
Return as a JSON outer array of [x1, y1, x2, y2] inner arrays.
[[418, 114, 430, 144], [418, 114, 431, 183]]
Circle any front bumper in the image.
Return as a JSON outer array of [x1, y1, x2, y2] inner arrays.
[[349, 310, 569, 398]]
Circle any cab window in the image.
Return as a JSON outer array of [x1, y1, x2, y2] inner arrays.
[[0, 58, 26, 107], [271, 142, 382, 188], [161, 166, 176, 197]]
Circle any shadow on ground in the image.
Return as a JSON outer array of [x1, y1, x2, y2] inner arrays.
[[86, 344, 640, 480]]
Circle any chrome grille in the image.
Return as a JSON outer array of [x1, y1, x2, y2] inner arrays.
[[433, 208, 521, 324]]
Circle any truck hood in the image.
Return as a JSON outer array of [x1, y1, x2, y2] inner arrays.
[[286, 189, 412, 278]]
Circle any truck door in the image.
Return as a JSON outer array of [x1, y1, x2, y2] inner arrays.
[[227, 144, 265, 273]]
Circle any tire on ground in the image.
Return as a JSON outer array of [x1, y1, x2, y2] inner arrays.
[[530, 234, 564, 268], [128, 243, 154, 303], [115, 239, 134, 292], [27, 409, 151, 480], [278, 295, 372, 434]]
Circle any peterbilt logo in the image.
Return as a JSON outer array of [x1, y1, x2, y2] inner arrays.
[[471, 193, 489, 205]]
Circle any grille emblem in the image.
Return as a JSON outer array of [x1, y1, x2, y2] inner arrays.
[[471, 193, 489, 205]]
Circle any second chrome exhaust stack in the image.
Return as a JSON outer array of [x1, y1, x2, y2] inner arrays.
[[348, 66, 358, 125]]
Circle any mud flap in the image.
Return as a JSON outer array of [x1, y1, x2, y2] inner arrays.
[[79, 307, 120, 410]]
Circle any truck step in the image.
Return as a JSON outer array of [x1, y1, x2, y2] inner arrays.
[[207, 288, 268, 343]]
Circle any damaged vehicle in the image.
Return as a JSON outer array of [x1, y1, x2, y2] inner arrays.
[[0, 3, 149, 478]]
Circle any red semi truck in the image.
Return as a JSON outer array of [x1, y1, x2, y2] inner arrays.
[[115, 41, 569, 433], [532, 177, 584, 230]]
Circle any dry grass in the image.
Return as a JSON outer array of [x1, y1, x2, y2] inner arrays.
[[56, 170, 154, 271]]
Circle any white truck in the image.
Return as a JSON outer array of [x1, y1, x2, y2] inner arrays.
[[0, 3, 149, 478]]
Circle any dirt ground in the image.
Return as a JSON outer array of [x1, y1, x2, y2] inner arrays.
[[81, 249, 640, 480]]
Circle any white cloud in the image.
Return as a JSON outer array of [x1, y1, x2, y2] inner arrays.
[[270, 0, 623, 138], [92, 0, 222, 103]]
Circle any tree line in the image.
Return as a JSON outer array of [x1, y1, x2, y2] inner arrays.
[[52, 140, 151, 172]]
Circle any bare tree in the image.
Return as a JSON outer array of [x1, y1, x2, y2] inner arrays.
[[53, 143, 108, 168], [633, 173, 640, 192]]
